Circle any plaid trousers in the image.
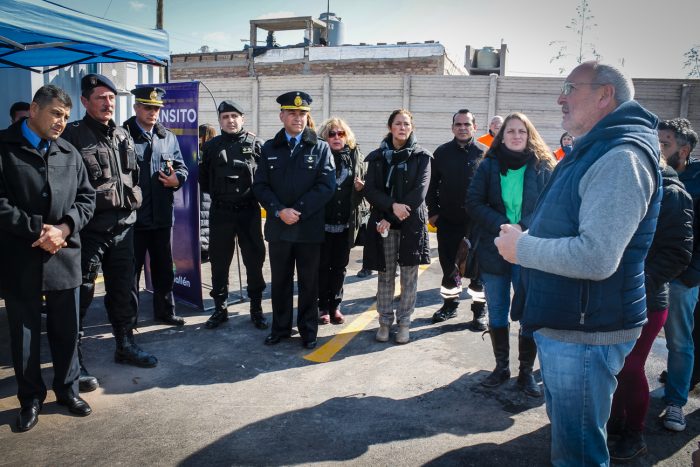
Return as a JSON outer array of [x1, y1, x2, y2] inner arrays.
[[376, 230, 419, 326]]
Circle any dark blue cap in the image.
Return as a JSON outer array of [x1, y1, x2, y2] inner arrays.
[[276, 91, 312, 111], [131, 86, 166, 107], [81, 73, 117, 94]]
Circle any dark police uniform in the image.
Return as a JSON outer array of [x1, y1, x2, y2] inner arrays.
[[199, 100, 267, 329], [124, 86, 188, 327], [0, 114, 95, 428], [426, 136, 487, 326], [253, 91, 336, 348], [62, 74, 157, 378]]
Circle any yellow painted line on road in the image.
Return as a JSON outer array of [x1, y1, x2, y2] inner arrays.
[[304, 259, 435, 363]]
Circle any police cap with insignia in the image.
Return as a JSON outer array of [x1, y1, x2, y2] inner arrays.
[[217, 100, 245, 115], [81, 73, 117, 95], [276, 91, 312, 111], [131, 86, 166, 107]]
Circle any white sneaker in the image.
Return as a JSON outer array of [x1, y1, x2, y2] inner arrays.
[[663, 404, 686, 432]]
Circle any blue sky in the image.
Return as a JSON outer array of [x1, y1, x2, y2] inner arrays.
[[51, 0, 698, 79]]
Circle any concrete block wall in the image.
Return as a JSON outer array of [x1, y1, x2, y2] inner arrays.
[[190, 74, 699, 156]]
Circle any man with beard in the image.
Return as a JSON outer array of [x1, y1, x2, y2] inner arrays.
[[657, 118, 700, 432], [427, 109, 487, 329], [0, 85, 95, 431], [199, 100, 267, 330], [253, 91, 335, 349], [62, 74, 158, 394], [124, 86, 188, 327]]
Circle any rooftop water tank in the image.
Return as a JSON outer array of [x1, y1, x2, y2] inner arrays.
[[317, 12, 345, 46], [476, 46, 499, 68]]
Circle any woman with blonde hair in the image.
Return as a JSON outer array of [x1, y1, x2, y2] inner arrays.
[[466, 112, 555, 396], [316, 117, 368, 324], [362, 109, 432, 344]]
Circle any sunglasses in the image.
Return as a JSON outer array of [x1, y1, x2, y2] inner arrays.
[[560, 81, 602, 96], [328, 130, 346, 138]]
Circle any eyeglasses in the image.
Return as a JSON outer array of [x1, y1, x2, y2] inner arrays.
[[560, 81, 602, 96], [328, 130, 346, 138]]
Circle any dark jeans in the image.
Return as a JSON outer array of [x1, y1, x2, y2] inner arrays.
[[80, 226, 139, 334], [318, 230, 351, 312], [209, 206, 266, 303], [269, 241, 320, 342], [5, 288, 80, 405], [611, 308, 668, 431], [134, 227, 175, 318]]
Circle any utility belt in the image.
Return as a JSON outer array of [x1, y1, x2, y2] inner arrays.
[[212, 199, 257, 212]]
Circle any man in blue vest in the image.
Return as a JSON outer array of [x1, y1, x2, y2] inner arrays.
[[495, 61, 662, 466]]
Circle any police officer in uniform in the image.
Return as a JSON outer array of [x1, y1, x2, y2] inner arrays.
[[253, 91, 336, 349], [199, 100, 268, 329], [124, 87, 188, 327], [62, 74, 158, 393], [427, 109, 487, 329]]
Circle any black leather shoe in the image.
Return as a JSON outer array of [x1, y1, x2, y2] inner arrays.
[[264, 334, 282, 345], [56, 395, 92, 416], [303, 339, 317, 349], [205, 309, 229, 329], [17, 401, 41, 432], [79, 366, 99, 393], [155, 314, 185, 326], [251, 313, 269, 330]]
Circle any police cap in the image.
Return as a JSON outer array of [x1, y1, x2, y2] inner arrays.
[[217, 100, 245, 115], [131, 86, 165, 107], [276, 91, 312, 111], [81, 73, 117, 95]]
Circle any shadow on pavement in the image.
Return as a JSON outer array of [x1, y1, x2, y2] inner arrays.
[[178, 373, 544, 466]]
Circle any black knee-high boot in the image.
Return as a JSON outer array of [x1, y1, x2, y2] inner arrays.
[[517, 334, 542, 397], [481, 327, 511, 387]]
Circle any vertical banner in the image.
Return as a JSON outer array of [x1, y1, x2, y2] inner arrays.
[[142, 81, 203, 309]]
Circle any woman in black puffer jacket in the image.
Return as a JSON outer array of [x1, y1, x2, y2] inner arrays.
[[198, 124, 217, 260], [362, 109, 432, 345], [466, 112, 555, 396]]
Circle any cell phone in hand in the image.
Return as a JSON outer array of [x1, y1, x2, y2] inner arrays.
[[161, 160, 172, 175]]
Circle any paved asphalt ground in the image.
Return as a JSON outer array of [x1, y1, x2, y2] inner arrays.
[[1, 232, 699, 466]]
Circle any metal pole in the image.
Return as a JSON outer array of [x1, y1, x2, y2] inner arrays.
[[157, 0, 165, 83], [235, 238, 245, 303]]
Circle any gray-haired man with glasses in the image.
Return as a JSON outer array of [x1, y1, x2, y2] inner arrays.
[[494, 61, 662, 466]]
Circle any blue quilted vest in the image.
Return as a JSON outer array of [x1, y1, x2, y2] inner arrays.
[[518, 101, 662, 332]]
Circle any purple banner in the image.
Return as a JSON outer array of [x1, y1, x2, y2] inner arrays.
[[141, 81, 203, 309]]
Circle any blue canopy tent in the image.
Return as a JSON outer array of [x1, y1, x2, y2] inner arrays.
[[0, 0, 169, 73]]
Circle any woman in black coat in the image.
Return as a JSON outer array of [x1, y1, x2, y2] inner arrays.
[[466, 112, 554, 396], [316, 117, 369, 325], [362, 109, 431, 345]]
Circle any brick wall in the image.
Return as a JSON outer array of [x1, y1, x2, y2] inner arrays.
[[170, 51, 451, 80]]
